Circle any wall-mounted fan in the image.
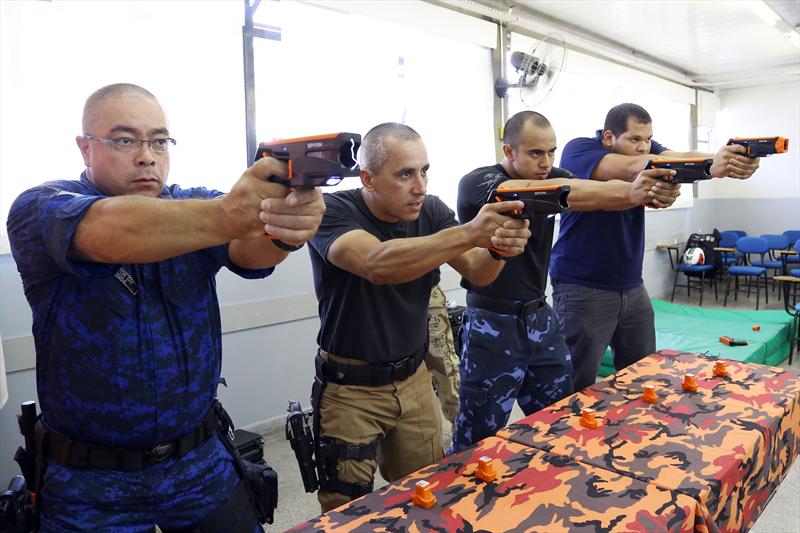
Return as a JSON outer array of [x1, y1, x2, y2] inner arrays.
[[495, 34, 567, 108]]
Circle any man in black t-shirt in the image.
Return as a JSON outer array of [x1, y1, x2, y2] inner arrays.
[[307, 122, 532, 512], [450, 111, 680, 453]]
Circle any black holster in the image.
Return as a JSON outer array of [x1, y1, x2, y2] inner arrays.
[[213, 400, 278, 525]]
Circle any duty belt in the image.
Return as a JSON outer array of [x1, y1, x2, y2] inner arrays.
[[466, 292, 546, 316], [316, 345, 426, 387], [43, 404, 219, 471]]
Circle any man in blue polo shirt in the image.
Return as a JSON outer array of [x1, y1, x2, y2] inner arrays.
[[7, 83, 325, 531], [551, 103, 760, 391]]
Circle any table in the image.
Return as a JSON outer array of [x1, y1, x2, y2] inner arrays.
[[288, 436, 716, 533], [498, 350, 800, 532], [289, 351, 799, 533]]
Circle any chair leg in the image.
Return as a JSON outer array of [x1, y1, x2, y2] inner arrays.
[[699, 271, 705, 306], [671, 270, 679, 302], [765, 274, 769, 305], [724, 275, 732, 307], [713, 274, 718, 301], [756, 276, 761, 310]]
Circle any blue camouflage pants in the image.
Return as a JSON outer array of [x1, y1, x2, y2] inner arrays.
[[38, 435, 263, 533], [449, 301, 573, 454]]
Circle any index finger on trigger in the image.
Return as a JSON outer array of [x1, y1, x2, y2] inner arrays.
[[251, 155, 290, 181]]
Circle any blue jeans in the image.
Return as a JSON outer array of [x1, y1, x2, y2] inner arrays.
[[39, 435, 263, 532], [552, 282, 656, 392], [449, 302, 573, 454]]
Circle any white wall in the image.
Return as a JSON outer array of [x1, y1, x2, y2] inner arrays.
[[691, 81, 800, 235], [702, 81, 800, 200]]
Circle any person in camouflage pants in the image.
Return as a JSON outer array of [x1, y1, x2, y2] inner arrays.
[[450, 110, 680, 454], [424, 283, 461, 425]]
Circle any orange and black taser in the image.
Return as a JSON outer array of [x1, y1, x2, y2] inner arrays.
[[728, 137, 789, 158], [255, 132, 361, 187]]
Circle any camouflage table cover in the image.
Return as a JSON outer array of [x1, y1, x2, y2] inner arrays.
[[497, 350, 800, 533], [288, 436, 715, 533]]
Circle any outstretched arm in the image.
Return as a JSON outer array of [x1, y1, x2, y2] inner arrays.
[[500, 167, 680, 212], [72, 157, 325, 268], [326, 201, 530, 286]]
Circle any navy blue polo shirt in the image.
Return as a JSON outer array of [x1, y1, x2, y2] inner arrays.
[[550, 131, 666, 291], [7, 173, 273, 447]]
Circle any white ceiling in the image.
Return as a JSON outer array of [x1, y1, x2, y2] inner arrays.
[[467, 0, 800, 89]]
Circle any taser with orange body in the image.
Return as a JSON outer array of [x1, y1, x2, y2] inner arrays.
[[255, 132, 361, 187], [728, 137, 789, 158]]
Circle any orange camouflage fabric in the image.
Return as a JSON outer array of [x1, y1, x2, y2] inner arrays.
[[287, 436, 715, 533], [497, 350, 800, 533]]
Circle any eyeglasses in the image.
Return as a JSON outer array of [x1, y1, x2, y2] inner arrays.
[[83, 134, 176, 154]]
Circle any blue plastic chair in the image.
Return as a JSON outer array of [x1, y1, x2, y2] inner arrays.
[[783, 230, 800, 243], [718, 231, 740, 270], [777, 274, 800, 364], [724, 237, 769, 309], [667, 246, 717, 306], [783, 231, 800, 266], [754, 234, 790, 292]]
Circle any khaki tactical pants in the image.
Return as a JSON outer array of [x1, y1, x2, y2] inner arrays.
[[424, 284, 461, 424], [317, 355, 444, 513]]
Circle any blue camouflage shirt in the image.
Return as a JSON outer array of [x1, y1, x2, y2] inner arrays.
[[7, 173, 273, 448]]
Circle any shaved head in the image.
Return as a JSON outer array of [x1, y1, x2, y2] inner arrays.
[[82, 83, 159, 133], [358, 122, 421, 174], [503, 111, 552, 151]]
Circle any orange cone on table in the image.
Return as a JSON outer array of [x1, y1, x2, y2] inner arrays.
[[475, 456, 497, 482], [642, 384, 658, 403], [682, 373, 698, 393], [412, 480, 436, 509], [580, 407, 601, 428]]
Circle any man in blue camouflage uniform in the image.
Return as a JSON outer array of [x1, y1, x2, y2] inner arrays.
[[6, 83, 325, 532], [450, 111, 680, 453]]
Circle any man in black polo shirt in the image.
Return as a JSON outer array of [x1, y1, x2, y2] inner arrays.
[[307, 122, 531, 512], [450, 111, 680, 453]]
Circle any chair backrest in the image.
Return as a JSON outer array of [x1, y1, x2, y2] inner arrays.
[[795, 238, 800, 252], [728, 230, 747, 239], [737, 236, 769, 254], [719, 231, 739, 247], [783, 230, 800, 243], [760, 234, 790, 251]]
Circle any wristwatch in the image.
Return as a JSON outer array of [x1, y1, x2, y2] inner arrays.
[[272, 239, 304, 252]]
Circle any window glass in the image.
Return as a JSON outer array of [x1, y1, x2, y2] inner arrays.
[[252, 1, 495, 210]]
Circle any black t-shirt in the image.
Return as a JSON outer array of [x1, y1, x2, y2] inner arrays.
[[308, 188, 459, 363], [457, 164, 574, 301]]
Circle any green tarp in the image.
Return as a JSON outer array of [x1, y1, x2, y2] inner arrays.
[[598, 299, 793, 377]]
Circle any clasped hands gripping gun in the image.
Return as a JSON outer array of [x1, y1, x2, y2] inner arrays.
[[645, 136, 789, 184], [486, 184, 570, 256], [254, 132, 361, 187]]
